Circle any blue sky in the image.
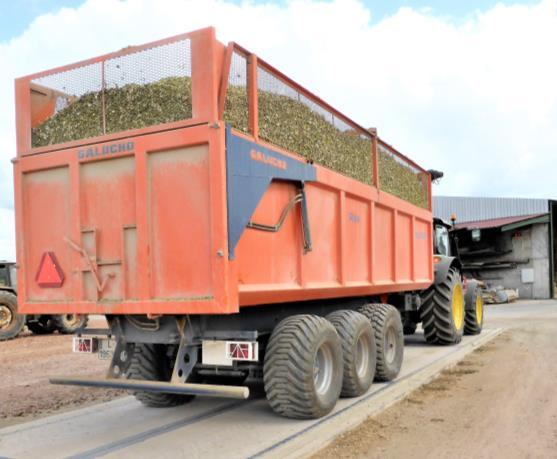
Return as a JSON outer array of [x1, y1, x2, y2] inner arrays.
[[0, 0, 85, 41], [367, 0, 538, 17], [0, 0, 541, 42]]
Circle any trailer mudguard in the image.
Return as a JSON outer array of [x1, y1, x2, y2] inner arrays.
[[433, 255, 462, 286]]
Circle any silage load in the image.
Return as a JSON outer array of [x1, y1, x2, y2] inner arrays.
[[32, 76, 427, 208], [378, 146, 429, 208], [32, 77, 192, 148], [223, 85, 372, 185]]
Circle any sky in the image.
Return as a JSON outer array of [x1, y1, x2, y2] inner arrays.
[[1, 0, 556, 259]]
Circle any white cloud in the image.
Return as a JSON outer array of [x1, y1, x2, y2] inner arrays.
[[1, 0, 557, 259]]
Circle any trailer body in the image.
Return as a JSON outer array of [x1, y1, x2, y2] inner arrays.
[[14, 27, 432, 317]]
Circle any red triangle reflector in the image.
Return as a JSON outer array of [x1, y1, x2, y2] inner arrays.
[[36, 252, 65, 288]]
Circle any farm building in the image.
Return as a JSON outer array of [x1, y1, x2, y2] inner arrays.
[[434, 196, 557, 300]]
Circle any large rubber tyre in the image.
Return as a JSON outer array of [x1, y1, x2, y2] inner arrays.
[[0, 291, 25, 341], [26, 316, 57, 335], [264, 314, 343, 419], [327, 310, 376, 398], [53, 314, 89, 334], [358, 304, 404, 382], [128, 343, 194, 408], [420, 268, 465, 345], [464, 281, 484, 335]]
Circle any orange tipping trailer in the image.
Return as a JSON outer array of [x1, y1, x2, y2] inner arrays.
[[14, 27, 434, 418]]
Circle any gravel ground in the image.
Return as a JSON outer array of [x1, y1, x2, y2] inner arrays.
[[315, 301, 557, 458], [0, 317, 123, 428]]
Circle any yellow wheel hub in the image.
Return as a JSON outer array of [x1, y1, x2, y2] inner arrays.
[[452, 284, 465, 330], [476, 295, 483, 324]]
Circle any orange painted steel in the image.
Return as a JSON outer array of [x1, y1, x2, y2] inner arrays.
[[14, 27, 433, 316]]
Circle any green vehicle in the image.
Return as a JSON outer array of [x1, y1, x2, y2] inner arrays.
[[0, 261, 88, 341], [401, 218, 485, 344]]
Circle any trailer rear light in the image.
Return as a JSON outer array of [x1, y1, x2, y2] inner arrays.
[[73, 337, 97, 353], [202, 340, 259, 366], [227, 341, 258, 361], [73, 336, 114, 360]]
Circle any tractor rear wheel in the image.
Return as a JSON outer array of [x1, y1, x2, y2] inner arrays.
[[0, 291, 25, 341], [53, 314, 89, 334], [420, 268, 465, 345], [464, 281, 484, 335], [358, 304, 404, 382], [264, 314, 343, 419], [27, 316, 57, 335], [403, 320, 417, 336], [327, 310, 376, 397], [128, 343, 194, 408]]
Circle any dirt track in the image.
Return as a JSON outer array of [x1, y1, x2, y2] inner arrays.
[[2, 303, 557, 459], [0, 318, 123, 428], [316, 304, 557, 458]]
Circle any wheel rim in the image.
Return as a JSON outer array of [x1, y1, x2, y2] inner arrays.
[[63, 314, 82, 328], [384, 327, 397, 364], [476, 295, 484, 324], [313, 342, 334, 396], [0, 305, 13, 329], [355, 332, 371, 378], [452, 284, 465, 330]]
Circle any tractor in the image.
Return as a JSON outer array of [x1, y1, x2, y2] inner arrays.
[[401, 217, 484, 344], [0, 261, 88, 340]]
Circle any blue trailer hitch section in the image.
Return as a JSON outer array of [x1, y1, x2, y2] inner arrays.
[[225, 125, 317, 260]]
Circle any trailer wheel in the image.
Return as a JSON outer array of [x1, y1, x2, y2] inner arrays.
[[0, 291, 25, 341], [264, 314, 343, 419], [53, 314, 89, 334], [128, 343, 194, 408], [327, 310, 376, 397], [358, 303, 404, 382], [27, 316, 57, 335], [464, 281, 484, 335], [420, 268, 465, 345]]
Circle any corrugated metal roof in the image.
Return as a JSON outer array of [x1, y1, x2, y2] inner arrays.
[[454, 213, 546, 230], [433, 196, 550, 223]]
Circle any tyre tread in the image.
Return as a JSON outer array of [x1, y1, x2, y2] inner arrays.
[[128, 343, 192, 408], [420, 268, 463, 345], [264, 314, 342, 419], [358, 303, 404, 382]]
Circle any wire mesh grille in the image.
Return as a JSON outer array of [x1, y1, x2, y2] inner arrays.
[[378, 143, 429, 208], [31, 39, 192, 148], [104, 39, 192, 134], [31, 63, 103, 147], [257, 66, 372, 184], [223, 52, 249, 133]]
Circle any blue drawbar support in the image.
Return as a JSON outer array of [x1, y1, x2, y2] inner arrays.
[[226, 125, 317, 259]]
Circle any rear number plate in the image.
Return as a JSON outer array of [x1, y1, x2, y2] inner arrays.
[[98, 338, 115, 360]]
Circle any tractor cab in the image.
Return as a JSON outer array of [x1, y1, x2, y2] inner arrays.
[[0, 261, 16, 292], [433, 217, 462, 261], [433, 219, 451, 257]]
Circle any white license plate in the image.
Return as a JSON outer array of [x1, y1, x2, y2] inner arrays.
[[98, 338, 115, 360]]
